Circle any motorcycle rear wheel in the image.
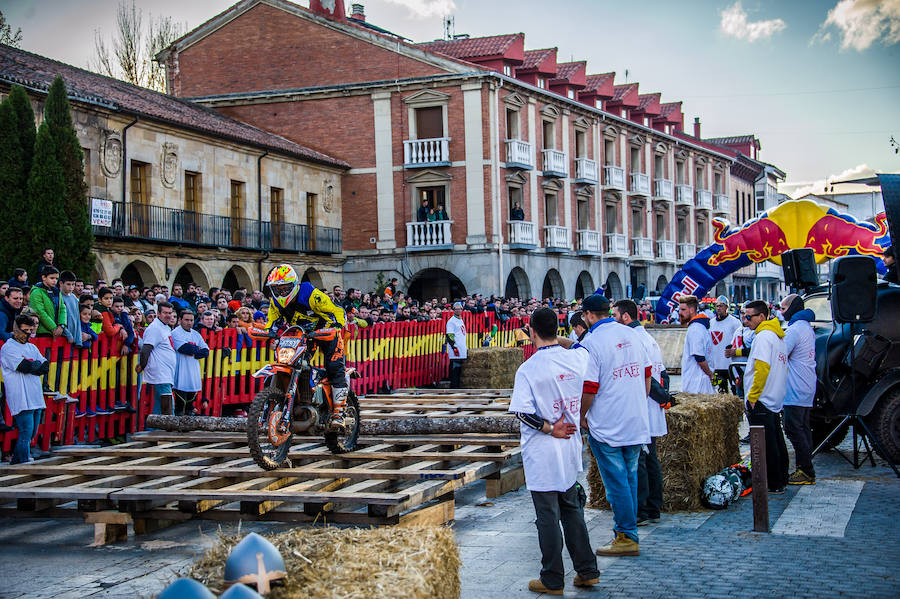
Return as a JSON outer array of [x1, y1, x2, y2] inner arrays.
[[325, 390, 361, 454], [247, 386, 293, 470]]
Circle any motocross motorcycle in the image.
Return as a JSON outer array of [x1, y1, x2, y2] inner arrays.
[[246, 324, 361, 470]]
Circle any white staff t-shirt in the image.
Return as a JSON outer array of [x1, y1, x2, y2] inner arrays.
[[681, 318, 715, 394], [745, 326, 788, 412], [508, 344, 587, 492], [171, 326, 209, 393], [581, 319, 651, 447], [633, 324, 668, 438], [783, 319, 816, 408], [142, 318, 176, 385], [445, 316, 468, 359], [709, 314, 741, 371]]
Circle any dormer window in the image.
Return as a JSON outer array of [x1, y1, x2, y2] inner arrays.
[[595, 99, 602, 109], [621, 109, 627, 118], [567, 90, 575, 99], [503, 64, 512, 76], [643, 117, 649, 126], [537, 77, 546, 89]]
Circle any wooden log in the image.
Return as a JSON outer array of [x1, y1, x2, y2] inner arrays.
[[145, 414, 519, 435]]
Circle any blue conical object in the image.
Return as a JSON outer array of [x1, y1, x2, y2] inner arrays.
[[220, 583, 265, 599], [158, 578, 216, 599]]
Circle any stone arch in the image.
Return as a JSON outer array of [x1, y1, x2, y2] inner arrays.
[[541, 269, 564, 300], [574, 271, 594, 300], [407, 268, 466, 302], [655, 275, 668, 293], [301, 267, 324, 289], [174, 262, 210, 290], [605, 272, 623, 300], [223, 264, 254, 292], [91, 261, 109, 287], [120, 260, 155, 288], [504, 267, 531, 300]]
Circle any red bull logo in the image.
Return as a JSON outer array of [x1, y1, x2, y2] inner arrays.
[[805, 212, 888, 258], [709, 218, 790, 266]]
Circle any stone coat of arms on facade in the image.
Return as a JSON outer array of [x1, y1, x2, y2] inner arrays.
[[160, 142, 179, 188], [100, 130, 122, 178]]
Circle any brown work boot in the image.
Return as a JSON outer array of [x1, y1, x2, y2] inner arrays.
[[595, 532, 639, 556], [527, 579, 562, 595], [573, 574, 599, 587]]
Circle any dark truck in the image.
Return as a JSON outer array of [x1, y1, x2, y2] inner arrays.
[[804, 281, 900, 462]]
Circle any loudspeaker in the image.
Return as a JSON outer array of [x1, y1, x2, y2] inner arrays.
[[781, 248, 818, 290], [831, 256, 877, 323]]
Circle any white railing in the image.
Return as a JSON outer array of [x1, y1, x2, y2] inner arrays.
[[505, 139, 533, 168], [605, 232, 628, 255], [575, 158, 599, 183], [544, 225, 570, 249], [654, 179, 674, 200], [604, 165, 626, 189], [507, 220, 536, 246], [406, 220, 452, 248], [542, 149, 568, 176], [657, 239, 676, 261], [714, 194, 729, 214], [675, 184, 693, 206], [577, 229, 601, 253], [677, 242, 696, 262], [631, 236, 654, 259], [403, 137, 450, 167], [630, 173, 650, 196], [696, 189, 713, 210]]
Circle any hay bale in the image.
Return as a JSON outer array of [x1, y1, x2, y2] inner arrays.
[[460, 347, 523, 389], [587, 393, 743, 512], [184, 525, 460, 599]]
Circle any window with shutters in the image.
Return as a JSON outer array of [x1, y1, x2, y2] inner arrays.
[[605, 204, 617, 234], [415, 106, 444, 139], [604, 137, 616, 166], [230, 180, 244, 246], [632, 207, 643, 237], [542, 120, 555, 150], [270, 187, 284, 248], [544, 192, 558, 226], [130, 160, 150, 237], [184, 171, 201, 242], [577, 198, 589, 230]]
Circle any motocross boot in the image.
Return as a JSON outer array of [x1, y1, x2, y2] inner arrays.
[[327, 387, 349, 433]]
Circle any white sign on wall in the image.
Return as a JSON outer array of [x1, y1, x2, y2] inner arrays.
[[90, 197, 113, 227]]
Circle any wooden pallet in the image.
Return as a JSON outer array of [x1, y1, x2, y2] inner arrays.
[[359, 389, 512, 419]]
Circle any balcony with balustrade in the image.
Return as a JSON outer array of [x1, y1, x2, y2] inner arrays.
[[403, 137, 450, 168], [405, 220, 453, 251], [605, 232, 628, 257], [574, 157, 599, 184], [630, 173, 650, 196], [542, 149, 568, 178], [714, 194, 730, 215], [631, 237, 654, 260], [576, 230, 602, 255], [544, 225, 570, 252], [675, 184, 693, 206], [505, 139, 533, 170], [657, 239, 676, 262], [756, 261, 783, 279], [677, 242, 696, 262], [508, 220, 537, 249], [654, 179, 674, 201], [603, 165, 626, 191], [696, 189, 713, 211]]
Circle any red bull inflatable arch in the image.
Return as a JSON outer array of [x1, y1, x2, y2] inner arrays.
[[655, 199, 891, 322]]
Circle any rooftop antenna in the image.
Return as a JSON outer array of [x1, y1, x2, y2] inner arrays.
[[624, 68, 629, 83], [444, 15, 454, 40]]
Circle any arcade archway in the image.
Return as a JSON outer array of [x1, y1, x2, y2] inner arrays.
[[120, 260, 155, 288], [574, 271, 594, 300], [541, 269, 564, 299], [605, 272, 623, 300], [222, 265, 253, 292], [174, 263, 210, 290], [407, 268, 466, 302], [505, 267, 531, 299]]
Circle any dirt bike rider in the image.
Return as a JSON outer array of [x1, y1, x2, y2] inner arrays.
[[264, 264, 349, 431]]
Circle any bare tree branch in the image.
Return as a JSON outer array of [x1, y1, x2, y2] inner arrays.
[[0, 10, 23, 47]]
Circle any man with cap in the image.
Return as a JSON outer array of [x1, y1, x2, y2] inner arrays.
[[445, 302, 467, 388], [579, 294, 652, 556], [780, 294, 817, 485], [883, 246, 898, 284], [678, 295, 715, 394], [709, 296, 741, 394]]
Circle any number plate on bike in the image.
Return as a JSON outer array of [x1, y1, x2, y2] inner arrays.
[[278, 337, 301, 348]]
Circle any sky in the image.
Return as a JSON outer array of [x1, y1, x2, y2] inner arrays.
[[3, 0, 899, 195]]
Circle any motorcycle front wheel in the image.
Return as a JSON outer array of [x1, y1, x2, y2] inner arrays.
[[247, 386, 293, 470], [325, 390, 361, 454]]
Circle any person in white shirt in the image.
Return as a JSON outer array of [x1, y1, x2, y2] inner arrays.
[[509, 308, 599, 595], [709, 296, 741, 394], [0, 316, 49, 464], [171, 311, 210, 416], [678, 295, 715, 394], [779, 294, 818, 485], [580, 294, 651, 557], [445, 302, 467, 388], [613, 299, 668, 526], [742, 300, 789, 493], [725, 302, 756, 398], [136, 301, 177, 416]]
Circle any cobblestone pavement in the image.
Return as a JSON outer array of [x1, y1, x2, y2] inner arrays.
[[1, 430, 898, 598]]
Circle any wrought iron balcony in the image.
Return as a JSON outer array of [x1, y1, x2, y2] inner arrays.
[[542, 149, 568, 178], [508, 220, 537, 248], [714, 194, 730, 215], [605, 232, 628, 257], [630, 173, 650, 196], [675, 184, 693, 206], [544, 225, 570, 251], [403, 137, 450, 168], [406, 220, 453, 251], [696, 189, 713, 211], [505, 139, 533, 169], [574, 157, 599, 183], [603, 165, 626, 190], [654, 179, 674, 201], [576, 229, 601, 255], [656, 239, 676, 262], [631, 236, 654, 260], [92, 201, 341, 254], [677, 242, 696, 262]]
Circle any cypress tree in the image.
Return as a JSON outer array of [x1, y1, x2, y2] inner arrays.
[[43, 75, 95, 277], [7, 85, 35, 184], [25, 121, 70, 273], [0, 99, 24, 277]]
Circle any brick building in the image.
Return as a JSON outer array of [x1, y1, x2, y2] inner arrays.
[[159, 0, 740, 301]]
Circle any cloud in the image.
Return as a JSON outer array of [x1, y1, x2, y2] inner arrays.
[[780, 164, 875, 198], [382, 0, 457, 19], [812, 0, 900, 51], [720, 1, 787, 42]]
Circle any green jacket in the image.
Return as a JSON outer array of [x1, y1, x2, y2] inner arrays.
[[30, 283, 67, 336]]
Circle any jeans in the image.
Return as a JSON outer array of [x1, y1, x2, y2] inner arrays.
[[637, 438, 663, 519], [449, 359, 464, 388], [783, 405, 815, 478], [12, 409, 41, 464], [588, 434, 641, 542], [747, 402, 789, 491], [531, 483, 599, 590]]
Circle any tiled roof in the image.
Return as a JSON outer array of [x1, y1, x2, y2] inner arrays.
[[418, 33, 523, 60], [519, 48, 556, 70], [583, 73, 614, 91], [0, 44, 348, 168], [552, 61, 585, 81], [659, 101, 682, 117], [703, 135, 758, 146], [612, 83, 638, 101], [672, 130, 737, 158], [637, 93, 661, 112]]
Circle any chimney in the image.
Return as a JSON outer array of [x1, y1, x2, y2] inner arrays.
[[309, 0, 347, 22], [350, 3, 365, 21], [693, 117, 701, 138]]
